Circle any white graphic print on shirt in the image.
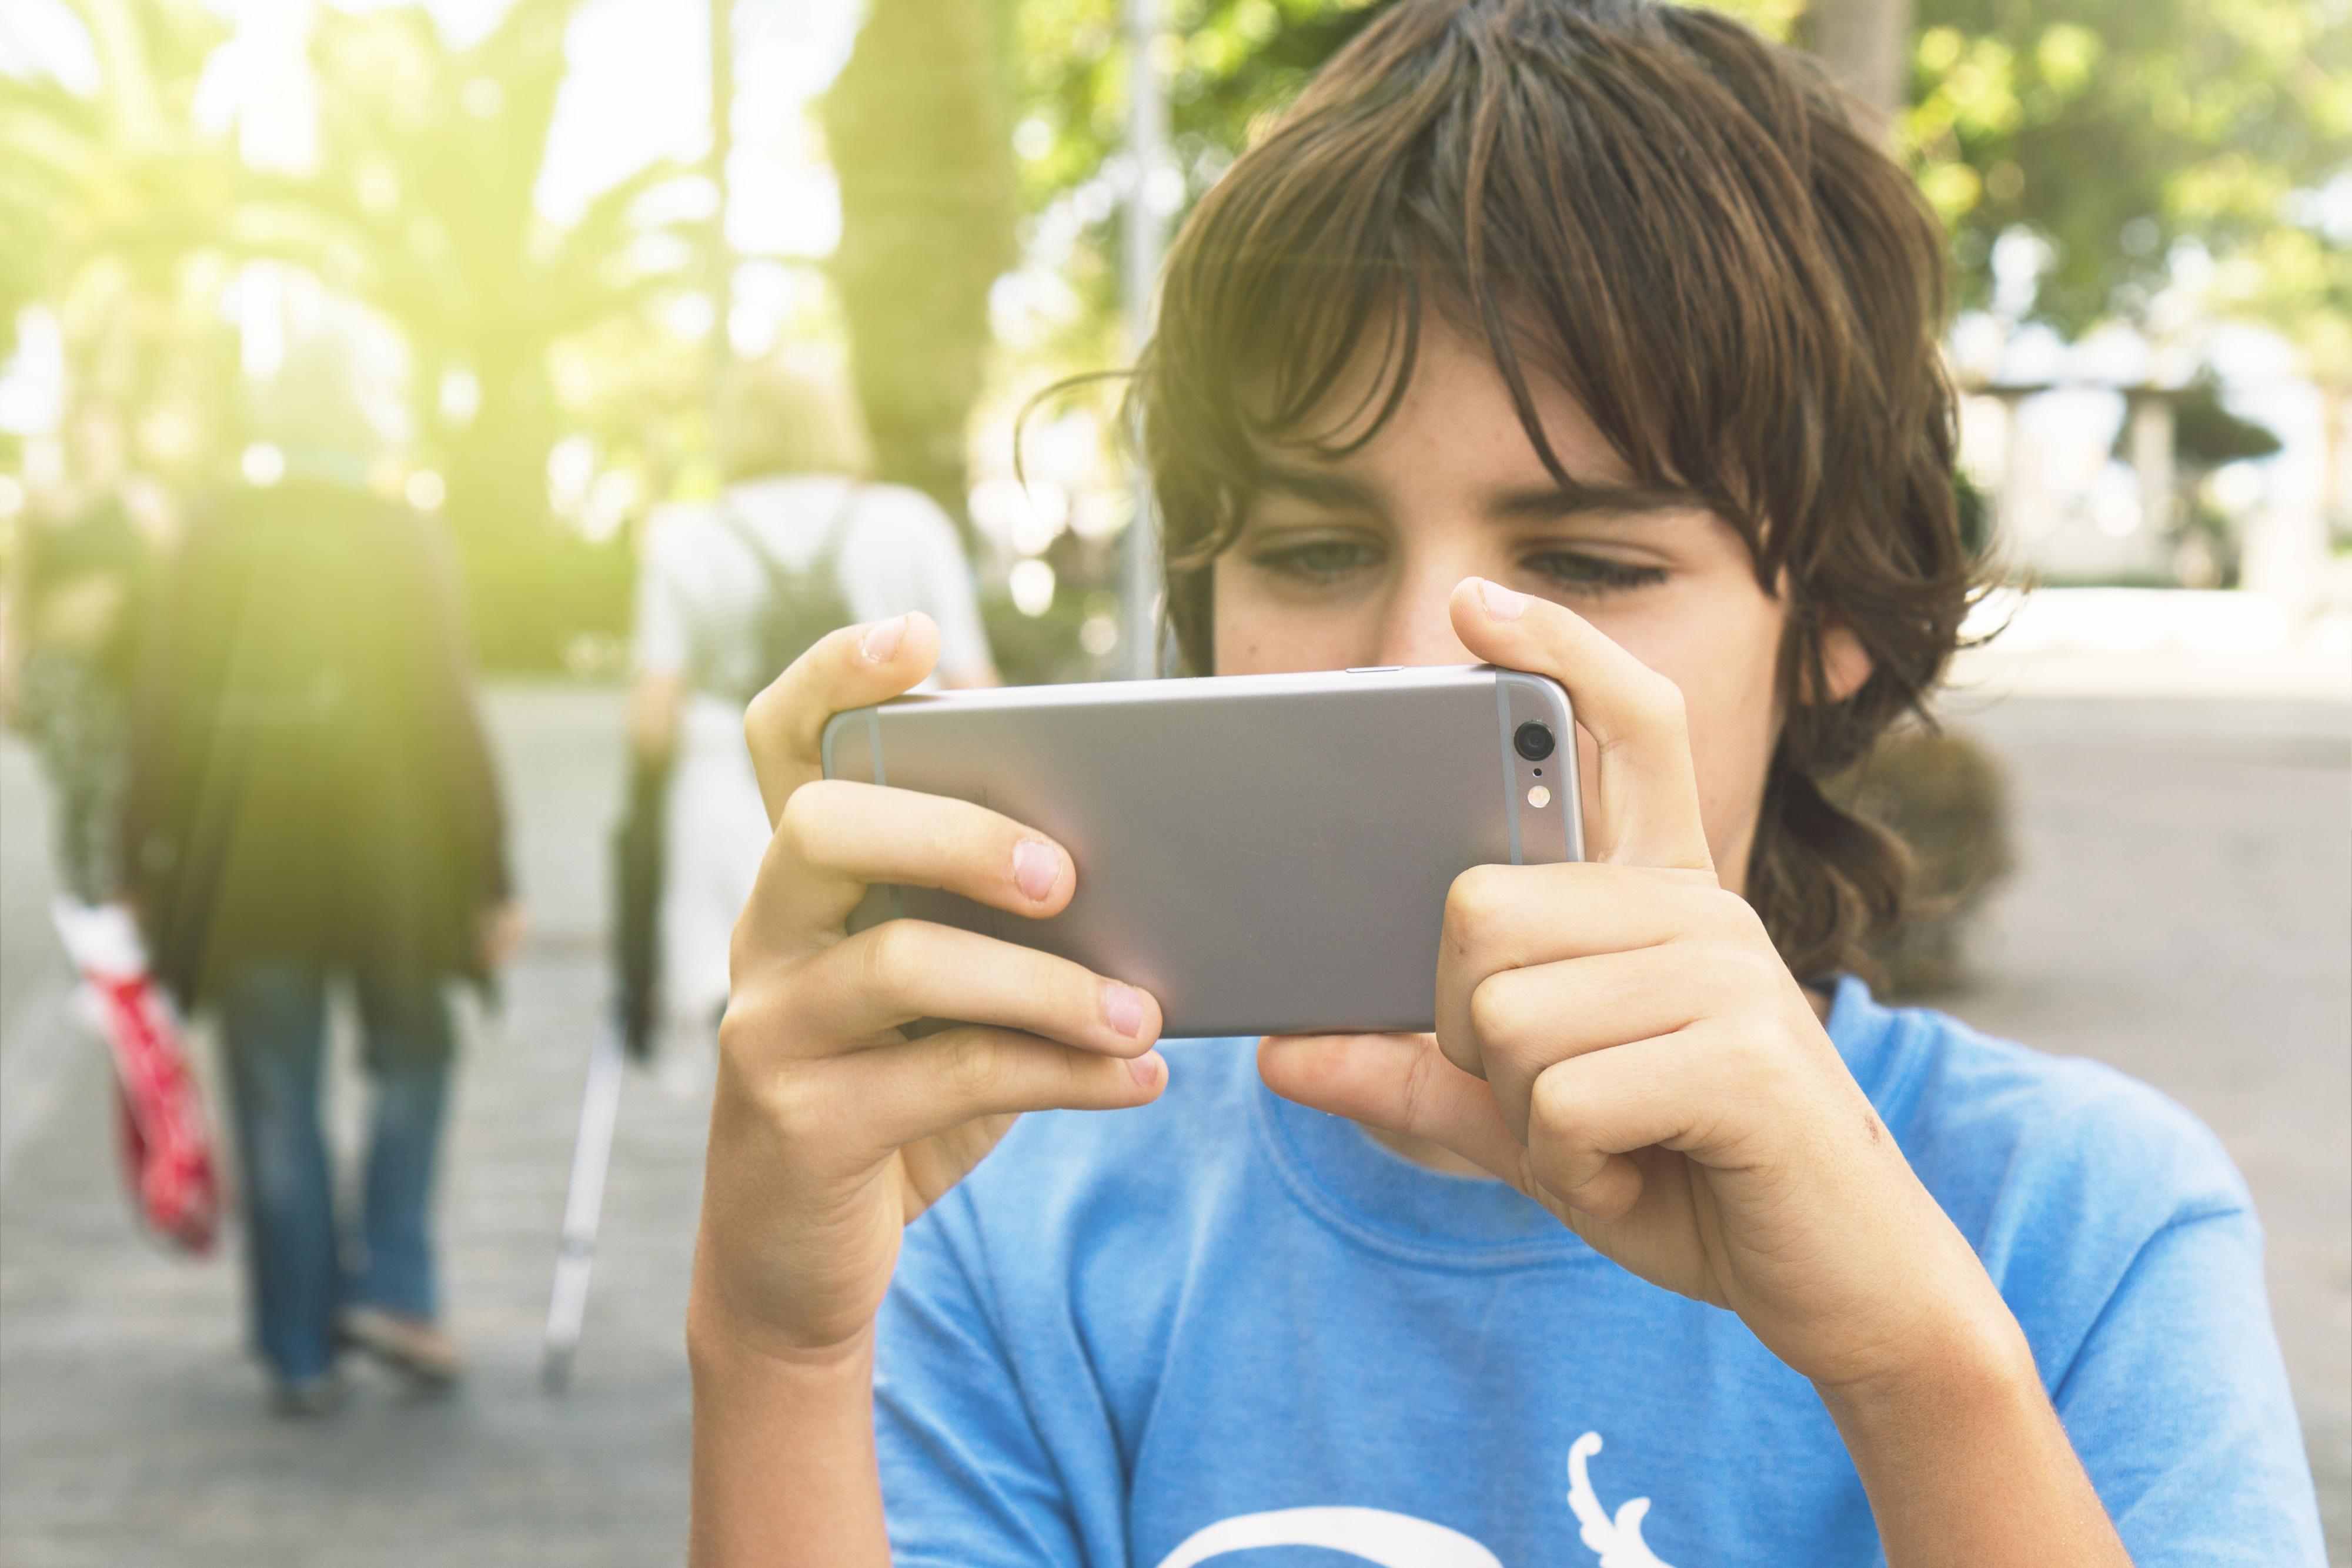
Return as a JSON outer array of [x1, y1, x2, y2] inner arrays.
[[1150, 1432, 1676, 1568]]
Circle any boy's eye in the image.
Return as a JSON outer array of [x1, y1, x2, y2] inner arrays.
[[1255, 539, 1381, 580], [1526, 551, 1668, 596]]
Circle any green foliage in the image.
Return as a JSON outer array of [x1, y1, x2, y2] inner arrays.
[[999, 0, 2344, 358], [262, 0, 698, 536], [5, 0, 703, 668], [1007, 0, 1384, 351], [1905, 0, 2349, 336], [0, 0, 233, 356], [455, 527, 633, 673], [0, 0, 242, 477], [824, 0, 1023, 523]]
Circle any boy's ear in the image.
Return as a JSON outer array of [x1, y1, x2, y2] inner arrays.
[[1814, 618, 1873, 704]]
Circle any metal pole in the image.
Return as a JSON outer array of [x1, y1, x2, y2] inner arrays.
[[540, 1011, 627, 1391], [708, 0, 735, 370], [1120, 0, 1167, 679]]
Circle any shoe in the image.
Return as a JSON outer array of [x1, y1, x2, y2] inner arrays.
[[270, 1369, 349, 1417], [338, 1306, 465, 1388]]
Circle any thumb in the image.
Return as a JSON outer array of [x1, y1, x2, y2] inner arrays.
[[1257, 1033, 1531, 1185]]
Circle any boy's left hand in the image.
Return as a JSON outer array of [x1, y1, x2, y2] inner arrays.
[[1258, 579, 2018, 1400]]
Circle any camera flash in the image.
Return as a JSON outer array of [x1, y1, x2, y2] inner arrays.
[[1526, 785, 1551, 809]]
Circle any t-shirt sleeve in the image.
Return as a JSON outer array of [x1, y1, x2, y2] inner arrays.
[[1889, 1009, 2328, 1568], [2052, 1203, 2326, 1566], [873, 1201, 1088, 1566], [630, 512, 695, 676]]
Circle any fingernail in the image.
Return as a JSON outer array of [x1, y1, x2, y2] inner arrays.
[[1101, 981, 1145, 1038], [1126, 1050, 1162, 1089], [1013, 838, 1058, 901], [1477, 579, 1526, 621], [861, 616, 907, 662]]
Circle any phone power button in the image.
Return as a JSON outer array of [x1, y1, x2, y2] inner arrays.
[[1344, 666, 1402, 674]]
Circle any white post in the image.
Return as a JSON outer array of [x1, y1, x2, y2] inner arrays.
[[1120, 0, 1168, 679], [1996, 392, 2035, 560], [2129, 392, 2175, 541]]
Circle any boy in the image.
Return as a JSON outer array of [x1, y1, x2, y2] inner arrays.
[[688, 2, 2324, 1562]]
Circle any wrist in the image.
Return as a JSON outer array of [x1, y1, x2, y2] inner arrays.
[[687, 1274, 877, 1386], [687, 1289, 887, 1568], [1814, 1312, 2126, 1567], [1813, 1302, 2040, 1444]]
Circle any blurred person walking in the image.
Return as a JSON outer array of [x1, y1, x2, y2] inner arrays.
[[623, 354, 995, 1071], [122, 339, 520, 1414], [1, 402, 172, 907], [5, 403, 221, 1252]]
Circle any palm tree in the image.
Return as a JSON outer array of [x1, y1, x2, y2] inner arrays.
[[275, 0, 697, 539], [0, 0, 239, 474]]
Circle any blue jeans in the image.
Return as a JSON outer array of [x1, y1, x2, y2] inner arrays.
[[218, 962, 456, 1383]]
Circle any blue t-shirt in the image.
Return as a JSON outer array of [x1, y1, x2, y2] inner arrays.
[[874, 977, 2325, 1566]]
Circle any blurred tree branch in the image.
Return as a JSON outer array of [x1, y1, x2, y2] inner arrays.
[[1901, 0, 2348, 350]]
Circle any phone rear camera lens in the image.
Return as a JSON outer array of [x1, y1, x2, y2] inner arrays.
[[1514, 721, 1555, 761]]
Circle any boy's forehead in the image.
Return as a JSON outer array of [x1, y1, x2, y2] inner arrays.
[[1246, 320, 1694, 514]]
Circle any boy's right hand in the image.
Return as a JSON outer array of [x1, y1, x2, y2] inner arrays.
[[691, 613, 1167, 1362]]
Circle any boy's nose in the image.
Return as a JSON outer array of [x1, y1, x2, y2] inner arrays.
[[1372, 562, 1481, 668]]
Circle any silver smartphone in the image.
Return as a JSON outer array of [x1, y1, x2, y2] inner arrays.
[[820, 663, 1582, 1038]]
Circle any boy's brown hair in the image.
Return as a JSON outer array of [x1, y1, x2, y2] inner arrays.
[[1133, 0, 1976, 981]]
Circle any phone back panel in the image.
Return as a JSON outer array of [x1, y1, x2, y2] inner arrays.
[[822, 664, 1578, 1038]]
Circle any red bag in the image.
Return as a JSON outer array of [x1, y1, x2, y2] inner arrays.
[[54, 902, 219, 1254]]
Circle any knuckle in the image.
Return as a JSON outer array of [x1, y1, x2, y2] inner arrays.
[[1023, 953, 1073, 1025], [716, 999, 758, 1071], [1635, 670, 1689, 734], [716, 964, 811, 1062], [743, 680, 786, 746], [1445, 864, 1513, 952], [774, 779, 831, 858], [1702, 1017, 1785, 1101], [1398, 1044, 1440, 1128], [759, 1064, 830, 1144], [1705, 887, 1769, 939], [927, 803, 990, 881], [938, 1034, 1010, 1105], [1715, 938, 1784, 992], [855, 918, 920, 997], [1466, 973, 1528, 1052], [1528, 1068, 1584, 1140]]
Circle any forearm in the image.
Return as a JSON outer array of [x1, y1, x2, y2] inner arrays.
[[1819, 1311, 2131, 1568], [628, 671, 685, 763], [687, 1281, 891, 1568]]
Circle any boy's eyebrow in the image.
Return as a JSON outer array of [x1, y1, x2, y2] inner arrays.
[[1251, 464, 1384, 510], [1486, 479, 1708, 520], [1252, 463, 1705, 520]]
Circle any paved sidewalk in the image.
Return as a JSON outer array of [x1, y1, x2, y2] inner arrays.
[[1, 684, 2344, 1564], [1950, 695, 2350, 1561], [1, 686, 705, 1566]]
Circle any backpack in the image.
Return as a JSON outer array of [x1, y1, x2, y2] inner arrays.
[[695, 484, 860, 703]]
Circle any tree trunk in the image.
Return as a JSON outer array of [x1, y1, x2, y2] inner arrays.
[[822, 0, 1018, 529], [1799, 0, 1914, 131]]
